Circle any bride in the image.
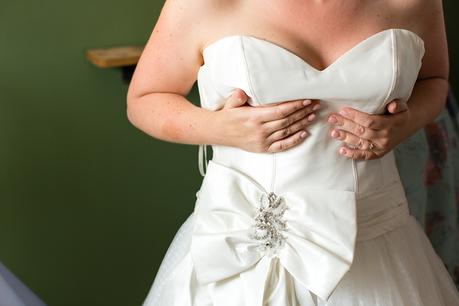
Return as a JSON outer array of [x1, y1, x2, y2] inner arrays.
[[126, 0, 459, 305]]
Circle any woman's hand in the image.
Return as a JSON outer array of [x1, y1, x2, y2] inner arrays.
[[216, 89, 321, 153], [327, 99, 411, 160]]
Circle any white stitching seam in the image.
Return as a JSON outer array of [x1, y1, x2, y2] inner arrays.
[[352, 159, 358, 195], [240, 36, 277, 193], [240, 36, 261, 105], [271, 153, 276, 193], [381, 29, 398, 113]]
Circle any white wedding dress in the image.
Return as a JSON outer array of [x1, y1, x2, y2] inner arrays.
[[142, 28, 459, 306]]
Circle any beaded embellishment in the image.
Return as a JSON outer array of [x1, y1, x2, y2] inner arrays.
[[249, 191, 288, 257]]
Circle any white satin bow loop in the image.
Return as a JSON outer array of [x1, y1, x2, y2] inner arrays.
[[191, 160, 357, 303]]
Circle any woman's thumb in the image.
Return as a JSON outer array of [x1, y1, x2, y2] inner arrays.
[[224, 89, 248, 108], [387, 99, 408, 114]]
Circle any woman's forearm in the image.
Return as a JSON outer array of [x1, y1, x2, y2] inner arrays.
[[404, 77, 449, 137], [126, 78, 448, 150], [127, 93, 223, 146]]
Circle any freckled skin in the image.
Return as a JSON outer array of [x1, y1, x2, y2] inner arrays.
[[127, 0, 447, 156], [197, 0, 427, 72]]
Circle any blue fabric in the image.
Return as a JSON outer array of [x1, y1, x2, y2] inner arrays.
[[0, 261, 47, 306], [395, 84, 459, 289]]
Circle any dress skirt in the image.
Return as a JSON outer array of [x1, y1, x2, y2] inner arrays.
[[142, 189, 459, 306]]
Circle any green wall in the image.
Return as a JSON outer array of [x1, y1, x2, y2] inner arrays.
[[0, 1, 457, 305], [0, 0, 202, 305], [444, 0, 458, 90]]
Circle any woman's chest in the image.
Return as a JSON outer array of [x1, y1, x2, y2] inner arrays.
[[211, 0, 419, 72]]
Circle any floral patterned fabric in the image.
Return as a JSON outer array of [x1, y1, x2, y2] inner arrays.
[[394, 85, 459, 289]]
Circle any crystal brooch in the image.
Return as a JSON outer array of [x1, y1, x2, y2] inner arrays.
[[249, 191, 288, 257]]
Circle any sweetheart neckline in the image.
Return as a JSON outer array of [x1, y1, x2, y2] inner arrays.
[[200, 28, 425, 73]]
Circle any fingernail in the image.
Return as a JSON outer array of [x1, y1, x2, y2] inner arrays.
[[331, 129, 340, 138], [312, 104, 321, 111], [339, 109, 348, 116], [339, 147, 347, 155], [307, 113, 316, 121], [328, 115, 337, 124], [303, 99, 311, 106], [300, 131, 308, 138]]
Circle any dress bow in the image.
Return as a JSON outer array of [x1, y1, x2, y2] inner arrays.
[[191, 160, 357, 304]]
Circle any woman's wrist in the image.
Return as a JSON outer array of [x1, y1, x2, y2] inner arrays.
[[127, 92, 226, 147], [165, 101, 231, 147], [198, 106, 232, 147]]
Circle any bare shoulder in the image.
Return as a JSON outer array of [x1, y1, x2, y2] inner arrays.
[[127, 0, 232, 100], [389, 0, 449, 81]]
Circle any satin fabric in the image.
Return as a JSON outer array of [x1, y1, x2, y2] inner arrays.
[[191, 159, 413, 304], [192, 160, 357, 302], [143, 28, 459, 305], [193, 28, 424, 302]]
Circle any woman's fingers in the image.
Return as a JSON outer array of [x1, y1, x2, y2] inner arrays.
[[257, 99, 318, 122], [220, 91, 321, 153], [335, 107, 388, 130], [327, 112, 379, 140], [328, 113, 392, 151], [337, 146, 380, 160], [266, 112, 313, 144], [262, 100, 321, 148], [329, 128, 374, 150], [263, 101, 320, 132], [325, 104, 411, 160], [254, 99, 320, 153], [223, 89, 249, 109], [386, 99, 408, 114], [266, 129, 309, 153]]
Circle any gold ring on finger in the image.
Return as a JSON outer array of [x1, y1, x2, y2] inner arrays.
[[368, 141, 375, 150]]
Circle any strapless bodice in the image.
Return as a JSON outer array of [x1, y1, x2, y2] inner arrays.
[[191, 28, 425, 303], [196, 28, 424, 197]]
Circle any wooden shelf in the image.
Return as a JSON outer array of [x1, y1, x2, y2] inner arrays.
[[85, 45, 144, 68], [85, 45, 145, 83]]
